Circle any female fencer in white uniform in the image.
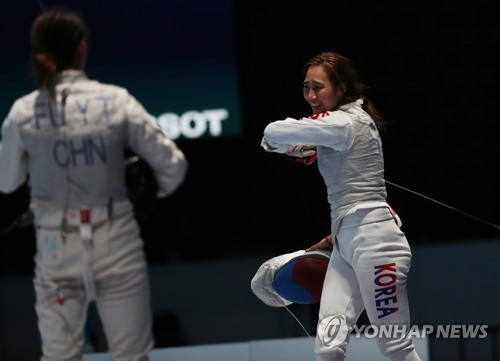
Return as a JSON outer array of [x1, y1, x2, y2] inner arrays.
[[261, 51, 421, 361], [0, 7, 187, 361]]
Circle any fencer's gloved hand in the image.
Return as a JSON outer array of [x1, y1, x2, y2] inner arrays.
[[281, 146, 318, 165], [261, 137, 317, 165], [286, 144, 317, 157]]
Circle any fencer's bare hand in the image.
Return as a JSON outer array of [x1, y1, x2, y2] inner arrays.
[[306, 234, 334, 252]]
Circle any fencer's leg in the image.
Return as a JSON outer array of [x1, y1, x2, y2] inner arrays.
[[34, 276, 88, 361], [315, 249, 366, 361], [95, 267, 154, 361], [91, 203, 154, 361], [352, 218, 421, 361]]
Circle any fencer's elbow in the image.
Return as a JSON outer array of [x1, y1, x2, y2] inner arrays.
[[0, 179, 26, 194], [156, 161, 188, 199]]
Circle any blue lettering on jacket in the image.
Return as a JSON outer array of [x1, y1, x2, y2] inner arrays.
[[34, 102, 65, 129], [75, 98, 90, 125], [53, 135, 107, 168], [34, 95, 111, 129]]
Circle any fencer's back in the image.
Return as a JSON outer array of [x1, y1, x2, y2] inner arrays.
[[11, 70, 131, 210]]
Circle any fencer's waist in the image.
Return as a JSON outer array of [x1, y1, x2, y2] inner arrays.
[[340, 202, 394, 227], [32, 198, 133, 228]]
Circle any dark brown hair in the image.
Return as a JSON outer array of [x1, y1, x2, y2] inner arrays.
[[303, 51, 384, 129], [31, 7, 88, 94]]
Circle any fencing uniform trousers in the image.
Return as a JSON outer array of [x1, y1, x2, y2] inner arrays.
[[33, 207, 154, 361], [315, 207, 421, 361]]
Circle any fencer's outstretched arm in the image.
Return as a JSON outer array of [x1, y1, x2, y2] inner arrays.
[[306, 234, 334, 252]]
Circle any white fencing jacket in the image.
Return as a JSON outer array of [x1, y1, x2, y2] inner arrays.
[[262, 99, 387, 237], [0, 70, 187, 221]]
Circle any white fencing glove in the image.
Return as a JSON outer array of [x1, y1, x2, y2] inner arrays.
[[261, 137, 317, 165], [281, 145, 317, 165]]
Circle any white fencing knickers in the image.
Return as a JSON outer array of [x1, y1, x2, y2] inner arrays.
[[315, 205, 422, 361], [33, 200, 154, 361]]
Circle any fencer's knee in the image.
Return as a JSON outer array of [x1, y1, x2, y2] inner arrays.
[[377, 336, 421, 361]]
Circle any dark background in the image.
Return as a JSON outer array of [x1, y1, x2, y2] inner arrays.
[[1, 0, 500, 276]]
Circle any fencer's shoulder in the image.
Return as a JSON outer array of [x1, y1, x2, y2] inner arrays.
[[78, 80, 140, 108], [12, 89, 39, 106], [338, 99, 368, 120], [305, 108, 352, 126], [7, 90, 40, 122], [339, 98, 363, 110], [309, 100, 363, 122]]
